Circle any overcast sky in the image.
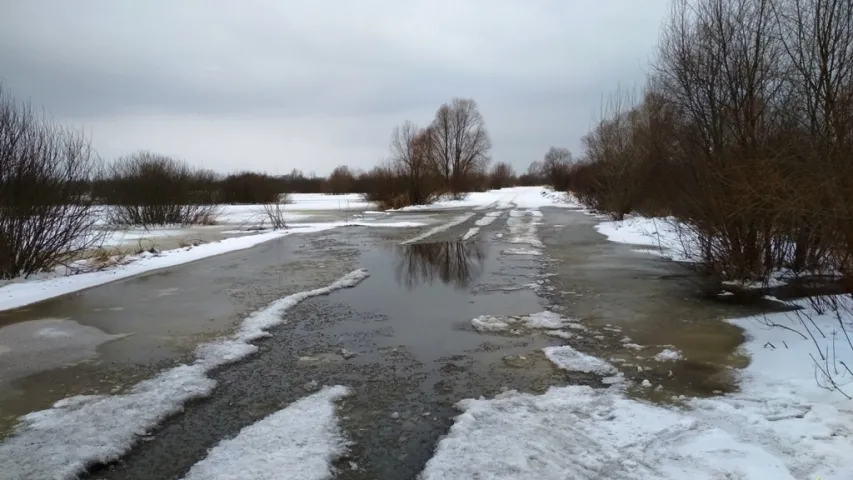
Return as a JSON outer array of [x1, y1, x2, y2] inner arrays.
[[0, 0, 670, 175]]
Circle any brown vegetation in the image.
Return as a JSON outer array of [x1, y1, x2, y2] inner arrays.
[[564, 0, 853, 289], [0, 85, 103, 279]]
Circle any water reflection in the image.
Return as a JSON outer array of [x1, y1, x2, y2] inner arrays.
[[393, 241, 487, 290]]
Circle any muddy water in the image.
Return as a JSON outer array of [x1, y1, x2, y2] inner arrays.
[[0, 227, 368, 436], [88, 221, 580, 480], [538, 208, 788, 398]]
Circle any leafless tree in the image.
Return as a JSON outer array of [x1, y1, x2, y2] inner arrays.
[[429, 98, 492, 195], [262, 192, 291, 230], [488, 162, 516, 189], [106, 152, 220, 227], [389, 121, 439, 205], [327, 165, 356, 194], [393, 241, 486, 290], [0, 86, 104, 279], [542, 147, 573, 191]]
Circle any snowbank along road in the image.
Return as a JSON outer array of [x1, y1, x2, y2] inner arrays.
[[0, 186, 851, 479]]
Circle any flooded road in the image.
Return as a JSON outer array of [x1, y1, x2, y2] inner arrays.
[[0, 205, 781, 479]]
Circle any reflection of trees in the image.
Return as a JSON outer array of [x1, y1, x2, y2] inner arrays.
[[393, 241, 487, 290]]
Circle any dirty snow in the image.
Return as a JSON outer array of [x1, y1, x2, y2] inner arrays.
[[502, 248, 542, 256], [506, 209, 543, 250], [401, 212, 475, 245], [474, 211, 501, 227], [654, 348, 683, 362], [0, 270, 369, 480], [471, 311, 582, 339], [461, 227, 479, 241], [181, 386, 351, 480], [424, 297, 853, 480], [543, 345, 618, 375]]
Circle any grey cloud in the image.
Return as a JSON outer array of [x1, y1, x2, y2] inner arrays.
[[0, 0, 670, 173]]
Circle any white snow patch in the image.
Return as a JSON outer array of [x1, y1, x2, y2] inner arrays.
[[394, 187, 579, 212], [471, 312, 584, 335], [502, 248, 542, 256], [544, 345, 618, 375], [474, 213, 500, 227], [401, 212, 475, 245], [506, 209, 543, 248], [595, 216, 690, 261], [461, 227, 479, 241], [424, 297, 853, 480], [181, 386, 351, 480], [0, 270, 370, 480], [422, 384, 794, 480], [654, 348, 684, 362]]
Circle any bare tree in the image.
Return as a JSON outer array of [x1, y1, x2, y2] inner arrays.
[[488, 161, 516, 189], [0, 86, 104, 279], [429, 98, 492, 194], [542, 147, 573, 191], [389, 121, 439, 205], [327, 165, 355, 194], [106, 152, 220, 227]]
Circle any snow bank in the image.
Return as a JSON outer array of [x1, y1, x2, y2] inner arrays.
[[544, 345, 618, 375], [685, 298, 853, 479], [595, 216, 693, 261], [0, 270, 370, 480], [421, 384, 793, 480], [426, 298, 853, 479], [181, 386, 351, 480], [401, 212, 475, 245], [474, 211, 501, 227]]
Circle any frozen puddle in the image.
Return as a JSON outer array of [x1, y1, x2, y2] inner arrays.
[[0, 270, 370, 480], [181, 386, 351, 480], [0, 318, 128, 384]]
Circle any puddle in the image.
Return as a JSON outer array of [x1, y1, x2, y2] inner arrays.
[[87, 235, 575, 480], [0, 318, 128, 387], [538, 208, 790, 398]]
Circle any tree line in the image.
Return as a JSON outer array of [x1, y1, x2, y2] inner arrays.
[[557, 0, 853, 290]]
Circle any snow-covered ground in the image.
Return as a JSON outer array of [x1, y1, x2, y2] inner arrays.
[[394, 186, 579, 212], [0, 270, 369, 480], [594, 215, 693, 261], [425, 299, 853, 479], [181, 385, 351, 480]]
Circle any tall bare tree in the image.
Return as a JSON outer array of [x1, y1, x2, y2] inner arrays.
[[389, 121, 438, 205], [429, 98, 492, 194], [0, 86, 103, 279]]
